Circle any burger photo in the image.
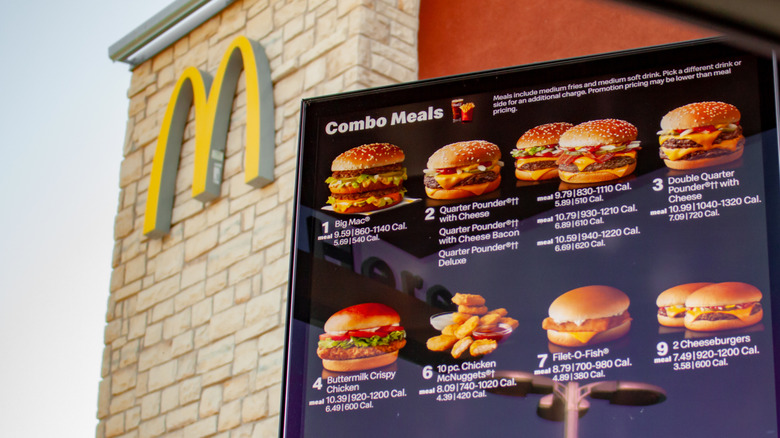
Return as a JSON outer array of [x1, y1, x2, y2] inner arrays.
[[325, 143, 407, 213], [556, 119, 641, 183], [317, 303, 406, 372], [511, 122, 573, 181], [684, 282, 762, 332], [657, 101, 745, 170], [542, 285, 631, 347], [423, 140, 503, 199], [656, 282, 713, 327]]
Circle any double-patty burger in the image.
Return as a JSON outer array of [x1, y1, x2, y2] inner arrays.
[[424, 140, 502, 199], [542, 285, 631, 347], [511, 122, 573, 181], [317, 303, 406, 372], [326, 143, 407, 214], [557, 119, 641, 183], [658, 101, 745, 170]]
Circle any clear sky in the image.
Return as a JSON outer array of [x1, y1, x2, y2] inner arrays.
[[0, 1, 174, 436]]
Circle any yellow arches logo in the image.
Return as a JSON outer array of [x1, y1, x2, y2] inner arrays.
[[144, 36, 274, 237]]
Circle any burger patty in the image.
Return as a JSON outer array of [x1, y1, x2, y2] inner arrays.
[[423, 171, 499, 189], [517, 160, 557, 171], [316, 339, 406, 360], [659, 137, 745, 160], [330, 187, 402, 201], [691, 303, 762, 322], [332, 163, 403, 179], [558, 156, 636, 173]]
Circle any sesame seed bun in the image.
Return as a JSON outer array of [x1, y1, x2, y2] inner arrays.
[[559, 119, 638, 149], [661, 101, 740, 131], [331, 143, 404, 171], [515, 122, 573, 149], [426, 140, 501, 169]]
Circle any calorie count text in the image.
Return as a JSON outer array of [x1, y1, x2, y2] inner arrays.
[[419, 361, 512, 403], [535, 347, 632, 382], [535, 181, 643, 253], [654, 337, 761, 371], [652, 169, 762, 222], [318, 217, 408, 246], [320, 388, 408, 413]]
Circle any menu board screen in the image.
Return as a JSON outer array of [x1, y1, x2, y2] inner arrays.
[[282, 40, 780, 438]]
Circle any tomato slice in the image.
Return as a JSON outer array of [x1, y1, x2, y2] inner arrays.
[[436, 168, 456, 174]]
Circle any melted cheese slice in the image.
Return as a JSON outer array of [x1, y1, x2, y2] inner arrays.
[[434, 165, 500, 190], [664, 305, 687, 318], [571, 151, 637, 177], [659, 133, 742, 161], [516, 157, 557, 180], [687, 304, 755, 321], [568, 331, 598, 344]]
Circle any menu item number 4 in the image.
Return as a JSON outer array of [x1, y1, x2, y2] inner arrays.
[[658, 101, 744, 170], [317, 303, 406, 372], [542, 285, 632, 347], [326, 143, 407, 214]]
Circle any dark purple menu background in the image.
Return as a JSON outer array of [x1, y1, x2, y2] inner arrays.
[[282, 40, 780, 438]]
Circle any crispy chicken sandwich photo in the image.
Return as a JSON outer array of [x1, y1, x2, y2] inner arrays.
[[542, 285, 631, 347], [557, 119, 641, 183], [326, 143, 407, 213], [317, 303, 406, 372], [511, 122, 573, 181], [424, 140, 502, 199], [658, 101, 745, 170]]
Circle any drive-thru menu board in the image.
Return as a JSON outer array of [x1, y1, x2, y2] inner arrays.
[[282, 40, 780, 437]]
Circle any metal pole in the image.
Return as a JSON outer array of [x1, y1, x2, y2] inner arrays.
[[564, 382, 580, 438]]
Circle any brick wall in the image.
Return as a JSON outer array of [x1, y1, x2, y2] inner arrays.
[[97, 1, 420, 437]]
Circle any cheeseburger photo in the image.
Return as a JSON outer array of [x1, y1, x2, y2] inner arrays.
[[326, 143, 407, 213], [542, 285, 631, 347], [511, 122, 573, 181], [684, 282, 763, 332], [656, 282, 713, 327], [424, 140, 502, 199], [557, 119, 641, 183], [658, 101, 745, 170], [317, 303, 406, 372]]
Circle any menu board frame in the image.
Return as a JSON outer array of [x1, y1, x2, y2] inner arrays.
[[281, 38, 780, 438]]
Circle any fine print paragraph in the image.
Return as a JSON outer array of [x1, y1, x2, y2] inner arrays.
[[492, 59, 743, 116]]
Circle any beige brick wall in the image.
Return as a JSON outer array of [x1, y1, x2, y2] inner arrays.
[[98, 1, 420, 437]]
